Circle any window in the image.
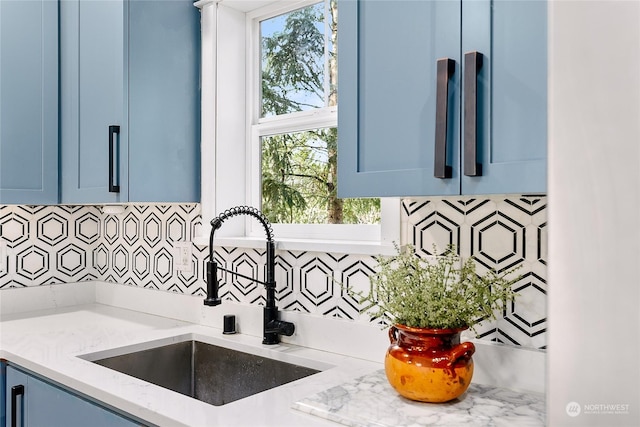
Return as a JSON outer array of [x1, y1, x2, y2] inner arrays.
[[260, 2, 333, 118], [251, 1, 380, 230], [197, 0, 398, 253]]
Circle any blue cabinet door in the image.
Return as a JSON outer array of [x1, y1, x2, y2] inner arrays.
[[128, 0, 201, 202], [5, 365, 139, 427], [338, 0, 547, 198], [338, 0, 461, 198], [0, 0, 58, 205], [1, 361, 5, 427], [60, 0, 200, 204], [461, 0, 547, 195], [60, 0, 128, 204]]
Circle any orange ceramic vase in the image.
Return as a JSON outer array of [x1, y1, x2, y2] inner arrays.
[[384, 324, 475, 403]]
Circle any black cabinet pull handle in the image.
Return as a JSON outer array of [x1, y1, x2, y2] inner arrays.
[[109, 125, 120, 193], [464, 51, 483, 176], [434, 58, 455, 179], [11, 384, 24, 427]]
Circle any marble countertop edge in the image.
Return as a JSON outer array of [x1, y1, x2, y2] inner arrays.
[[291, 369, 545, 427]]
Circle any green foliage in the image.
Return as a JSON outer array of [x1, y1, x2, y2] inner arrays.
[[259, 2, 379, 225], [261, 132, 310, 223], [343, 198, 381, 224], [357, 245, 521, 331], [261, 129, 330, 223], [261, 4, 325, 116]]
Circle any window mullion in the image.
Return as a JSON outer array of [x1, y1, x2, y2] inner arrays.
[[255, 108, 337, 136]]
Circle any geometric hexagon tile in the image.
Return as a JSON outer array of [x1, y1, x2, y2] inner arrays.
[[0, 195, 547, 350], [403, 195, 547, 349]]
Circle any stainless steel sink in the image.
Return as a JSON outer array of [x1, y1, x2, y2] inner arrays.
[[90, 340, 320, 406]]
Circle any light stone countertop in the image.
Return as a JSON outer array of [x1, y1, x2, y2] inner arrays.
[[0, 303, 379, 427], [0, 283, 546, 427], [293, 369, 545, 427]]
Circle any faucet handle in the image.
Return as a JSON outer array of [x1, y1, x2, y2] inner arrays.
[[265, 319, 295, 336]]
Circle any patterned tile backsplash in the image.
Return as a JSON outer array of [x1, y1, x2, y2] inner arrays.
[[0, 196, 546, 349]]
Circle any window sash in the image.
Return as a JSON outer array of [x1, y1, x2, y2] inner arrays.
[[196, 0, 399, 252], [249, 3, 383, 242]]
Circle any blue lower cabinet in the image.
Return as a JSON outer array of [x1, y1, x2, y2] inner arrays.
[[1, 361, 6, 427], [5, 365, 141, 427]]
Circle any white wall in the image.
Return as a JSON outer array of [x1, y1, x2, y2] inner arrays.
[[548, 1, 640, 425]]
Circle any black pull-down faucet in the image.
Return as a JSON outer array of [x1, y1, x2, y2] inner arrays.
[[204, 206, 295, 345]]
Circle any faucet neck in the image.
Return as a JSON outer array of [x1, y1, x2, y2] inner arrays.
[[206, 206, 294, 344], [208, 206, 274, 263]]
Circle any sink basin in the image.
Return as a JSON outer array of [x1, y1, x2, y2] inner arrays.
[[89, 340, 321, 406]]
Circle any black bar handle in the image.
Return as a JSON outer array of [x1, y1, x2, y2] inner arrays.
[[11, 384, 24, 427], [434, 58, 455, 179], [109, 125, 120, 193], [464, 51, 483, 176]]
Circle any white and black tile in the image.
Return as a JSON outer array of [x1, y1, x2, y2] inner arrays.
[[0, 209, 30, 248], [334, 256, 378, 322], [0, 195, 547, 350], [75, 211, 101, 245], [403, 195, 547, 348], [0, 205, 102, 288]]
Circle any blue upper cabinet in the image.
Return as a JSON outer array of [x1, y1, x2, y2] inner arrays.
[[60, 0, 200, 204], [0, 0, 59, 205], [338, 0, 547, 198], [128, 0, 201, 202], [461, 0, 547, 195], [338, 0, 461, 198], [60, 0, 127, 204]]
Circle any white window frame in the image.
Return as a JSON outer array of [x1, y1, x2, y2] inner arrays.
[[195, 0, 398, 255]]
